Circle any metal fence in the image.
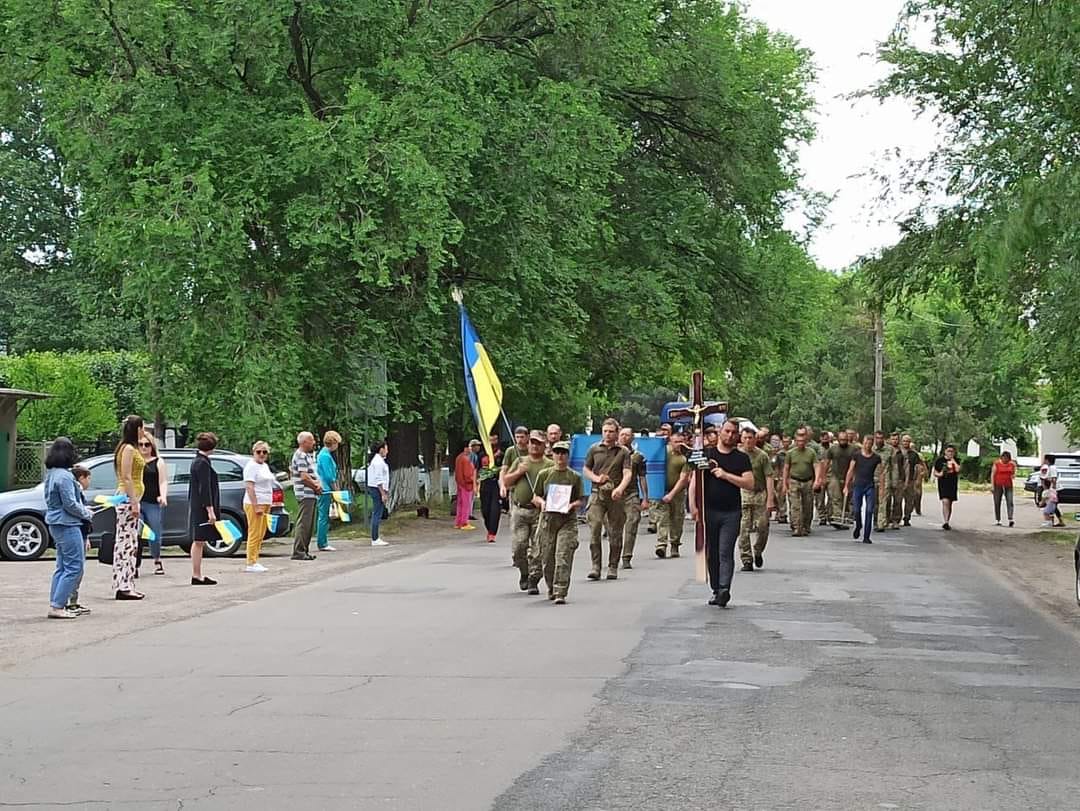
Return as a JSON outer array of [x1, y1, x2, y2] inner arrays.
[[13, 440, 47, 487]]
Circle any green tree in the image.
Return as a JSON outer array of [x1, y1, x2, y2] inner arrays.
[[0, 353, 117, 440]]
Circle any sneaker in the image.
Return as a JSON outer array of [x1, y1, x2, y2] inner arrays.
[[1041, 521, 1052, 527], [587, 569, 601, 581], [670, 547, 681, 559], [994, 520, 1001, 526], [655, 547, 667, 559], [519, 578, 530, 591], [708, 592, 720, 606], [716, 588, 731, 608], [461, 524, 476, 531], [853, 525, 861, 540], [527, 586, 540, 596], [371, 539, 390, 546], [753, 553, 764, 569], [903, 519, 911, 527], [486, 533, 496, 543], [741, 562, 753, 572], [553, 596, 566, 605], [321, 545, 337, 552], [606, 569, 618, 580], [68, 604, 92, 615], [622, 559, 632, 569], [245, 564, 268, 573], [942, 523, 951, 531], [1008, 520, 1014, 527], [47, 607, 78, 619]]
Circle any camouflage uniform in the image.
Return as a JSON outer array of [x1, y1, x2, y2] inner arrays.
[[785, 446, 817, 536], [531, 465, 583, 600], [825, 443, 856, 524], [899, 448, 921, 524], [810, 440, 827, 524], [621, 450, 648, 567], [883, 444, 907, 529], [772, 446, 788, 522], [509, 455, 552, 588], [738, 446, 773, 566], [874, 443, 893, 530], [584, 441, 631, 578], [655, 446, 689, 557]]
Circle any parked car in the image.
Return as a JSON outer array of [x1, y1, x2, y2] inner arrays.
[[0, 448, 291, 561], [1023, 453, 1080, 504]]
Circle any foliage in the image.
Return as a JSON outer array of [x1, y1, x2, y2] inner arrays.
[[0, 352, 117, 441], [873, 0, 1080, 435], [0, 0, 816, 452]]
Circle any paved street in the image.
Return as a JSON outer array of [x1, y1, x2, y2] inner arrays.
[[2, 511, 1079, 809]]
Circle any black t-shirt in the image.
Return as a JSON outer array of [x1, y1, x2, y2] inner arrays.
[[852, 452, 882, 488], [703, 447, 752, 512]]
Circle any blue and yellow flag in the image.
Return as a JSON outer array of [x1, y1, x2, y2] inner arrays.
[[458, 301, 503, 467]]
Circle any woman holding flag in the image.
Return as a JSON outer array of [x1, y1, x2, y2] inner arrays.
[[315, 430, 342, 552], [187, 432, 220, 586], [243, 440, 275, 572]]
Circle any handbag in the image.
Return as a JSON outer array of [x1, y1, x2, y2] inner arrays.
[[97, 533, 115, 565]]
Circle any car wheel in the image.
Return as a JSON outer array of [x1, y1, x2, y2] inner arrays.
[[203, 512, 245, 558], [0, 515, 49, 561]]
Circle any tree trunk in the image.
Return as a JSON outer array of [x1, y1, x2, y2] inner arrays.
[[387, 421, 420, 511]]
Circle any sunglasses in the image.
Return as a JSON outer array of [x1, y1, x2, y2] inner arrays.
[[255, 450, 269, 456], [138, 441, 152, 448]]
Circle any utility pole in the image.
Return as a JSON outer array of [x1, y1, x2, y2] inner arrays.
[[873, 311, 884, 432]]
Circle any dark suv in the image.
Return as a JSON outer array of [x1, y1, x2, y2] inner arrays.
[[0, 448, 291, 561]]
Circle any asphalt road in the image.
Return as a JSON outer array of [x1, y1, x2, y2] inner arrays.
[[2, 512, 1079, 810]]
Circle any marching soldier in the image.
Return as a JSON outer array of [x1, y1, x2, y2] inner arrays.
[[738, 427, 775, 571], [529, 441, 585, 603], [502, 430, 552, 591], [884, 431, 907, 530], [822, 429, 856, 526], [544, 423, 563, 458], [775, 434, 792, 523], [655, 429, 692, 558], [618, 427, 649, 569], [815, 431, 833, 525], [647, 423, 673, 534], [583, 418, 632, 580], [784, 429, 818, 537], [873, 431, 891, 530], [899, 434, 921, 526]]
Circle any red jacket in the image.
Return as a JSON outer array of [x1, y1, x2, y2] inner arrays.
[[455, 451, 477, 491]]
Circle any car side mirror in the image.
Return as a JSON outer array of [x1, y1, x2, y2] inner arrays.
[[275, 471, 289, 483]]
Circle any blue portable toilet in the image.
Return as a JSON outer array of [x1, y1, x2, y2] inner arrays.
[[570, 434, 667, 498]]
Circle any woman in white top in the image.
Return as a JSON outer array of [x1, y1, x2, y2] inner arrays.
[[366, 440, 391, 546], [243, 440, 276, 571]]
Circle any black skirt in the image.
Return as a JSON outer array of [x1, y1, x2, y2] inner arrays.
[[937, 476, 959, 501]]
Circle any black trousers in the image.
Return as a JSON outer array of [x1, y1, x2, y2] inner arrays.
[[480, 478, 503, 535], [705, 507, 742, 593]]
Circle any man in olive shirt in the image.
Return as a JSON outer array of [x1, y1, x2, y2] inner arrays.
[[784, 429, 818, 537], [774, 434, 791, 523], [647, 423, 673, 534], [872, 431, 891, 530], [499, 426, 530, 498], [530, 441, 585, 604], [618, 427, 649, 570], [822, 429, 856, 526], [738, 426, 775, 571], [583, 418, 633, 580], [502, 430, 552, 591], [654, 429, 692, 559]]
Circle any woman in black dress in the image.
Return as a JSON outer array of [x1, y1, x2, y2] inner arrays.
[[932, 444, 961, 530], [188, 432, 220, 586]]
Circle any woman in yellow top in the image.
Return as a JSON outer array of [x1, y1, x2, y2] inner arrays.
[[113, 414, 146, 600]]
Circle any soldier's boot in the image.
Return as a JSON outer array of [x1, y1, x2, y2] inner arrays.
[[670, 543, 681, 558], [554, 596, 567, 604]]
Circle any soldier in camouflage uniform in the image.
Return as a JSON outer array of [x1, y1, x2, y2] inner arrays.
[[885, 432, 908, 529], [775, 434, 791, 523], [822, 429, 856, 525], [899, 434, 921, 526], [872, 431, 890, 530], [655, 429, 692, 558], [738, 427, 774, 570], [784, 429, 819, 537], [814, 431, 832, 525], [647, 423, 672, 534], [530, 441, 584, 603], [583, 418, 633, 580], [618, 427, 649, 570], [502, 430, 552, 591]]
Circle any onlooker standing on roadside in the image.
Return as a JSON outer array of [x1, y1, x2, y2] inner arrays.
[[366, 440, 391, 547], [139, 434, 168, 576], [113, 415, 146, 600], [65, 465, 94, 615], [290, 431, 322, 560], [44, 438, 94, 619], [454, 441, 479, 530], [188, 432, 220, 585], [991, 450, 1017, 527], [316, 430, 342, 553], [933, 444, 961, 530], [243, 440, 275, 572]]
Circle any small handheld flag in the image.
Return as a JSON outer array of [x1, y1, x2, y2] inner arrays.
[[331, 491, 352, 522], [266, 513, 284, 533], [140, 523, 156, 542], [215, 519, 243, 543], [94, 494, 129, 507]]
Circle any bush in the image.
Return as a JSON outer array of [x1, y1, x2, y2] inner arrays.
[[0, 352, 120, 441]]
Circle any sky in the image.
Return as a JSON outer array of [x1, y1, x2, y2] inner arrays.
[[744, 0, 942, 271]]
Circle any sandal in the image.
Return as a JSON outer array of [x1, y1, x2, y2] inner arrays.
[[154, 561, 165, 575]]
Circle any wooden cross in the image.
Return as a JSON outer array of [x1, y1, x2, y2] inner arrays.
[[668, 370, 727, 582]]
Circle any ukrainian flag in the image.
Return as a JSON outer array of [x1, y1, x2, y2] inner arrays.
[[458, 302, 503, 466]]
